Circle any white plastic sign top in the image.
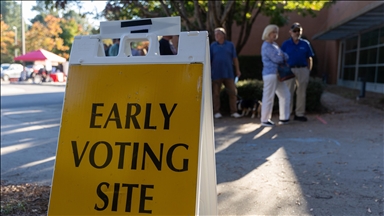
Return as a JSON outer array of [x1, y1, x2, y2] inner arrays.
[[49, 17, 217, 216], [69, 16, 207, 64]]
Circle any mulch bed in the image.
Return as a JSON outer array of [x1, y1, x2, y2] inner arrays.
[[1, 180, 50, 216]]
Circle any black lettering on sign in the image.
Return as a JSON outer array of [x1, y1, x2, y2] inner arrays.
[[142, 143, 163, 170], [122, 183, 139, 212], [112, 183, 120, 211], [89, 103, 178, 130], [115, 142, 131, 169], [131, 142, 139, 170], [90, 103, 104, 128], [71, 141, 90, 167], [71, 141, 189, 172], [95, 182, 153, 213], [126, 103, 141, 129], [140, 185, 154, 214], [167, 143, 189, 172], [94, 182, 109, 211], [89, 141, 113, 169], [104, 103, 122, 129], [160, 103, 177, 130], [144, 104, 156, 129]]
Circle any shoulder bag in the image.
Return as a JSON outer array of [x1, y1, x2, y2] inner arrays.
[[277, 58, 295, 82]]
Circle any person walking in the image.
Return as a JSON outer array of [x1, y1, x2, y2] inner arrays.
[[210, 27, 242, 119], [281, 22, 315, 122], [260, 24, 291, 127]]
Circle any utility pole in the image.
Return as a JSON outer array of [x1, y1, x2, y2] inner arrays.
[[12, 26, 18, 57], [21, 1, 26, 55]]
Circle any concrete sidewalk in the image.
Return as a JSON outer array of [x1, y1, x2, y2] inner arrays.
[[1, 87, 383, 215], [214, 92, 383, 215]]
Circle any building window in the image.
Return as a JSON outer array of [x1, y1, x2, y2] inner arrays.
[[358, 67, 376, 82], [379, 26, 384, 44], [343, 67, 356, 81], [340, 26, 384, 88], [379, 46, 384, 64], [359, 48, 378, 64], [345, 36, 358, 50], [377, 67, 384, 83], [360, 29, 379, 48]]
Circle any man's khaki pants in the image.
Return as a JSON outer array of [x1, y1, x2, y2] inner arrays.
[[212, 78, 237, 114], [285, 67, 310, 117]]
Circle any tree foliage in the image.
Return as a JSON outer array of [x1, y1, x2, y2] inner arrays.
[[1, 21, 17, 63], [0, 1, 98, 62], [29, 4, 96, 59], [41, 0, 332, 54], [0, 1, 23, 61], [0, 1, 22, 37], [99, 0, 332, 53], [25, 15, 70, 59]]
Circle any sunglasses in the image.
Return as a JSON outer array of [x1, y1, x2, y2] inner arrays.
[[292, 29, 301, 33]]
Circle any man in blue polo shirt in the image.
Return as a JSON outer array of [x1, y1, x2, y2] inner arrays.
[[281, 23, 314, 122], [210, 27, 242, 119]]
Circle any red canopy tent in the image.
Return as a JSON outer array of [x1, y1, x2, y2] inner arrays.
[[14, 48, 66, 63]]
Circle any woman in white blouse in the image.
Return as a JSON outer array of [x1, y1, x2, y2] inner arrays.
[[260, 24, 291, 127]]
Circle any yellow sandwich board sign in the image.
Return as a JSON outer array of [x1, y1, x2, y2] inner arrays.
[[48, 17, 217, 215]]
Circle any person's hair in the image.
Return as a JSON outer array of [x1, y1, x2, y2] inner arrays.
[[214, 27, 226, 35], [261, 24, 279, 40]]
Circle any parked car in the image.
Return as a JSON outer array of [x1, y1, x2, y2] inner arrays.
[[1, 63, 11, 73], [1, 63, 23, 81]]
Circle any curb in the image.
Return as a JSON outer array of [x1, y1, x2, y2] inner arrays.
[[1, 80, 67, 86]]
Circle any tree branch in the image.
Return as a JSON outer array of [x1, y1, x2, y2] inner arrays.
[[179, 1, 198, 30], [159, 0, 171, 17], [237, 0, 265, 53], [236, 0, 250, 52], [170, 1, 196, 31], [209, 1, 220, 27], [131, 1, 160, 17], [193, 0, 204, 30], [220, 0, 235, 26]]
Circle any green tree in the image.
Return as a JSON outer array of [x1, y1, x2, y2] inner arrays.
[[62, 10, 93, 35], [30, 1, 60, 25], [28, 4, 97, 59], [0, 1, 24, 58], [0, 1, 22, 34], [1, 20, 17, 63], [25, 15, 69, 59], [43, 0, 332, 53]]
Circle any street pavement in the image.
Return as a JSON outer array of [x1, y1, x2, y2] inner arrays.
[[1, 82, 383, 215]]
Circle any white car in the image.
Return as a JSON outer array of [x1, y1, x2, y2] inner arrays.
[[1, 63, 24, 81], [1, 63, 10, 72]]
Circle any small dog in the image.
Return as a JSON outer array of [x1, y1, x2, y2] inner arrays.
[[251, 100, 262, 119], [237, 97, 261, 118]]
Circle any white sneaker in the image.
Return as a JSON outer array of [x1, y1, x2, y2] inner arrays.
[[231, 112, 242, 118], [214, 113, 222, 119]]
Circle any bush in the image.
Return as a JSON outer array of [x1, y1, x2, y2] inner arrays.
[[238, 56, 263, 81], [305, 77, 326, 112], [219, 78, 325, 115]]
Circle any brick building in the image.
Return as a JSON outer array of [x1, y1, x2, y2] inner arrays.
[[234, 1, 384, 93]]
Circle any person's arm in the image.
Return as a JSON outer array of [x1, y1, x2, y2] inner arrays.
[[231, 42, 241, 77], [265, 45, 285, 64], [307, 57, 313, 71], [306, 41, 314, 71], [233, 57, 241, 77]]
